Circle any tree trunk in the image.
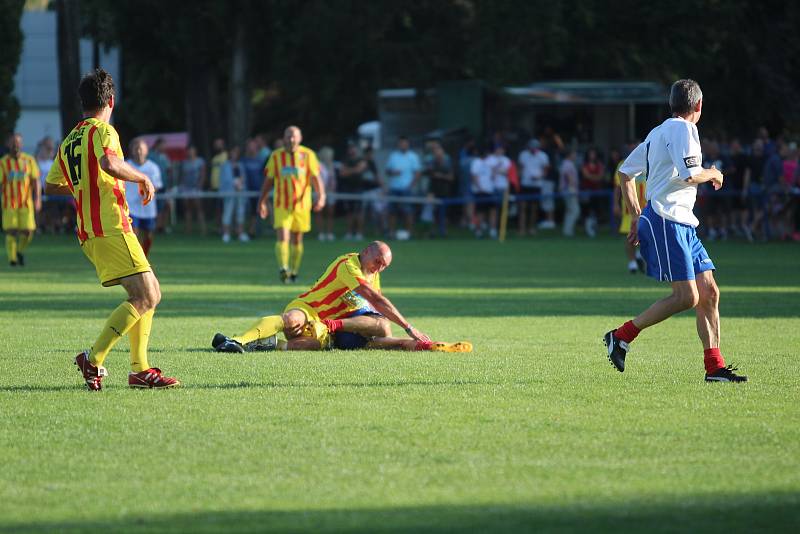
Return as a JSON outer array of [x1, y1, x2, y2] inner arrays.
[[228, 11, 251, 150], [56, 0, 82, 137]]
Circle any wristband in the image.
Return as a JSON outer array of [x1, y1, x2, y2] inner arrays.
[[404, 325, 413, 334]]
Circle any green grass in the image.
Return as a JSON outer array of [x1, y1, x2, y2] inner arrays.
[[1, 233, 798, 533]]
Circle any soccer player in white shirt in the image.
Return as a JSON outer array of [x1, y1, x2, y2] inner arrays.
[[603, 79, 747, 383]]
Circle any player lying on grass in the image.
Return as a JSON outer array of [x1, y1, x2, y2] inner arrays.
[[214, 308, 472, 352], [211, 240, 470, 353]]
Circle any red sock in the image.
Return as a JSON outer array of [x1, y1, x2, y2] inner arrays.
[[415, 340, 433, 351], [703, 348, 725, 374], [614, 320, 641, 343], [322, 319, 343, 333], [142, 237, 152, 256]]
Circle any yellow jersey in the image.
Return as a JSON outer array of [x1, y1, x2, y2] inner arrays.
[[46, 118, 130, 243], [0, 153, 39, 210], [264, 146, 319, 212], [297, 253, 381, 320]]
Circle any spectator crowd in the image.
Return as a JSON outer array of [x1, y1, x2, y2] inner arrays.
[[12, 125, 800, 244]]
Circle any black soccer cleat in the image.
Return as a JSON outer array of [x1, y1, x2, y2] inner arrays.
[[279, 268, 290, 284], [289, 273, 297, 284], [245, 334, 278, 352], [705, 364, 748, 383], [604, 330, 629, 372], [16, 253, 24, 267], [212, 333, 245, 353]]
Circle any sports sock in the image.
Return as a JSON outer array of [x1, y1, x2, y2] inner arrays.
[[16, 232, 32, 253], [275, 241, 289, 270], [703, 347, 725, 374], [5, 235, 17, 262], [233, 315, 284, 345], [615, 320, 641, 343], [142, 237, 152, 256], [290, 242, 304, 274], [128, 309, 154, 372], [322, 319, 342, 333], [415, 340, 434, 351], [90, 301, 141, 366]]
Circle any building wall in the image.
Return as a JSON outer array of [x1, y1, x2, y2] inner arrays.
[[13, 10, 120, 153]]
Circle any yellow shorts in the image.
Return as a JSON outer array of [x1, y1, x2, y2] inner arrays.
[[2, 207, 36, 231], [81, 232, 151, 287], [273, 207, 311, 233], [284, 298, 331, 349], [618, 213, 634, 234]]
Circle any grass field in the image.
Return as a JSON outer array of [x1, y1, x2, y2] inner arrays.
[[1, 232, 799, 533]]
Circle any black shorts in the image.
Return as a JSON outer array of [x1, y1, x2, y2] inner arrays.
[[519, 186, 541, 201], [473, 192, 499, 214]]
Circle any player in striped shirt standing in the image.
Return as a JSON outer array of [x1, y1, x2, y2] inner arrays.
[[44, 68, 179, 390], [257, 126, 326, 284], [1, 133, 41, 267], [212, 241, 435, 352], [604, 79, 746, 383]]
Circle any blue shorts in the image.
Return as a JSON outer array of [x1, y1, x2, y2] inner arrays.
[[131, 216, 156, 232], [638, 205, 714, 282], [333, 309, 384, 350]]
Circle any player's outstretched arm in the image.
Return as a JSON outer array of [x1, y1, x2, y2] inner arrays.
[[357, 283, 431, 342], [685, 166, 723, 190], [258, 178, 273, 219], [100, 154, 154, 204], [311, 172, 326, 212]]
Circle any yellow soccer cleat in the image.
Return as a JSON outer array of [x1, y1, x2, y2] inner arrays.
[[430, 341, 473, 353]]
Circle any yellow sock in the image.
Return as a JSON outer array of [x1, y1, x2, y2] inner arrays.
[[5, 235, 17, 263], [232, 315, 284, 345], [16, 232, 32, 253], [290, 242, 304, 274], [128, 309, 154, 372], [275, 241, 289, 270], [90, 301, 141, 367]]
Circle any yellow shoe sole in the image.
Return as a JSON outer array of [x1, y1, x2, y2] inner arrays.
[[430, 341, 473, 353]]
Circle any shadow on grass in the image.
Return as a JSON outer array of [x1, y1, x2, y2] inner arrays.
[[3, 495, 799, 533], [2, 289, 798, 318]]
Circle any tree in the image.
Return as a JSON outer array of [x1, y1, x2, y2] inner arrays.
[[56, 0, 82, 137], [0, 0, 25, 137]]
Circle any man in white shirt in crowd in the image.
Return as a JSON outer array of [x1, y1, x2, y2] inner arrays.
[[517, 139, 550, 235], [604, 79, 747, 383], [559, 149, 580, 237], [125, 138, 162, 257], [470, 144, 498, 239], [385, 136, 421, 240]]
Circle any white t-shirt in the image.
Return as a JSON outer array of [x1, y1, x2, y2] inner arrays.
[[518, 149, 550, 187], [125, 159, 163, 219], [559, 159, 579, 193], [619, 117, 703, 227], [470, 157, 494, 194], [486, 154, 511, 191]]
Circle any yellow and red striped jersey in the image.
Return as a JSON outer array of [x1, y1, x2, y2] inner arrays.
[[263, 146, 319, 212], [45, 118, 131, 242], [0, 153, 39, 211], [297, 253, 382, 320]]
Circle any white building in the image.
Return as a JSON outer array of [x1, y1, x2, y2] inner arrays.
[[13, 9, 120, 153]]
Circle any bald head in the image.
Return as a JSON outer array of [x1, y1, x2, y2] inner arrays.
[[284, 126, 302, 152], [360, 241, 392, 275]]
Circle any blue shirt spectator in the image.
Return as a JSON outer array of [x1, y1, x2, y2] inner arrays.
[[385, 137, 422, 191], [242, 139, 265, 192]]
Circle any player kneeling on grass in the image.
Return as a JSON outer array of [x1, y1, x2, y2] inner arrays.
[[604, 79, 746, 383], [44, 68, 179, 390], [211, 241, 470, 353]]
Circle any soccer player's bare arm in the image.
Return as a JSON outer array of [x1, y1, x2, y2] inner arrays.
[[311, 172, 326, 211], [44, 182, 72, 196], [30, 175, 42, 211], [618, 171, 642, 245], [258, 177, 273, 219], [100, 153, 155, 204], [356, 283, 431, 342], [685, 167, 723, 189]]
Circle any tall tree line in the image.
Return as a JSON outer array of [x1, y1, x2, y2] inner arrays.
[[73, 0, 798, 154]]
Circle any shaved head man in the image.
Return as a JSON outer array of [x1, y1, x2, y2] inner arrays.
[[258, 125, 326, 284], [213, 241, 433, 352]]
